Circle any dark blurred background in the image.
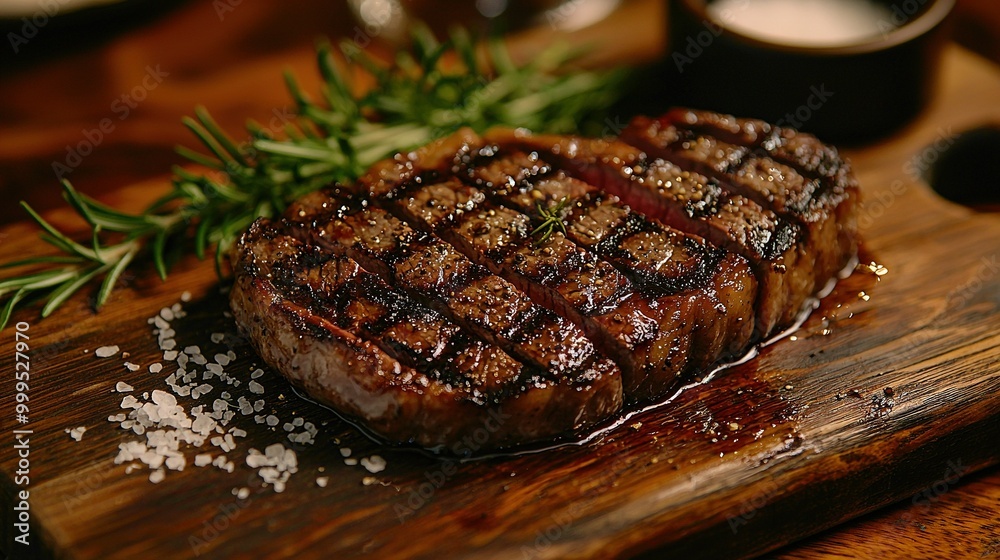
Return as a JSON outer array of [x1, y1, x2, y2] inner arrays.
[[0, 0, 998, 223]]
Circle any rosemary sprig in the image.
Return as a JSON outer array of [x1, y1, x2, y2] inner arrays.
[[531, 197, 571, 245], [0, 25, 629, 329]]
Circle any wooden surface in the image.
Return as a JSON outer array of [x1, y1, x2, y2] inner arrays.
[[2, 2, 1000, 559]]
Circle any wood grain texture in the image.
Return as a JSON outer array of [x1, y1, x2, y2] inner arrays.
[[771, 464, 1000, 559], [1, 2, 999, 558]]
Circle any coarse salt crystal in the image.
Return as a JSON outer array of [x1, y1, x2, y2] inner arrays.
[[116, 382, 134, 393], [149, 363, 163, 374], [237, 487, 250, 500], [251, 369, 264, 379], [124, 362, 140, 372], [360, 455, 386, 474], [95, 345, 120, 358], [248, 381, 264, 395], [316, 477, 329, 488], [149, 469, 165, 483], [152, 390, 177, 407], [181, 291, 191, 302], [66, 426, 87, 441], [121, 396, 141, 409], [211, 332, 225, 344], [194, 454, 213, 467]]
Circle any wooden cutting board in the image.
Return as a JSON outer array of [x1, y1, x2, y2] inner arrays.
[[1, 44, 999, 560]]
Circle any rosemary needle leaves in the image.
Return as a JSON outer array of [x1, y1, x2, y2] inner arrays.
[[0, 26, 628, 329], [531, 197, 571, 245]]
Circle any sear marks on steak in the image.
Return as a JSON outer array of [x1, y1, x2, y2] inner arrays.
[[230, 219, 623, 451], [282, 189, 612, 383], [455, 146, 756, 390], [489, 129, 813, 335], [621, 109, 859, 296], [230, 109, 860, 450]]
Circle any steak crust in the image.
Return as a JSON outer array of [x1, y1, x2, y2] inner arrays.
[[230, 110, 860, 450], [230, 219, 623, 451]]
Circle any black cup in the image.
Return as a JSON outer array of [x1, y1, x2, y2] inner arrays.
[[664, 0, 955, 143]]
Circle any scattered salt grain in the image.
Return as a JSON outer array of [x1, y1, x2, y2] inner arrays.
[[344, 458, 358, 466], [251, 368, 264, 380], [340, 447, 351, 457], [163, 350, 178, 361], [181, 291, 191, 302], [95, 345, 120, 358], [215, 353, 231, 366], [316, 477, 329, 488], [116, 382, 134, 393], [211, 332, 225, 344], [66, 426, 87, 441], [360, 455, 386, 474], [236, 487, 250, 500], [362, 476, 378, 486], [265, 415, 279, 427], [149, 363, 163, 374], [121, 395, 141, 409], [194, 454, 213, 467], [149, 469, 165, 483], [124, 362, 140, 372], [248, 381, 264, 395]]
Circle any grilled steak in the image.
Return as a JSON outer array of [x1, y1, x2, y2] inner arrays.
[[230, 109, 860, 451]]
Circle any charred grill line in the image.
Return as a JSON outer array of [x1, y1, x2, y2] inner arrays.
[[453, 148, 729, 300], [282, 190, 612, 385], [231, 114, 859, 449], [241, 225, 515, 396]]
